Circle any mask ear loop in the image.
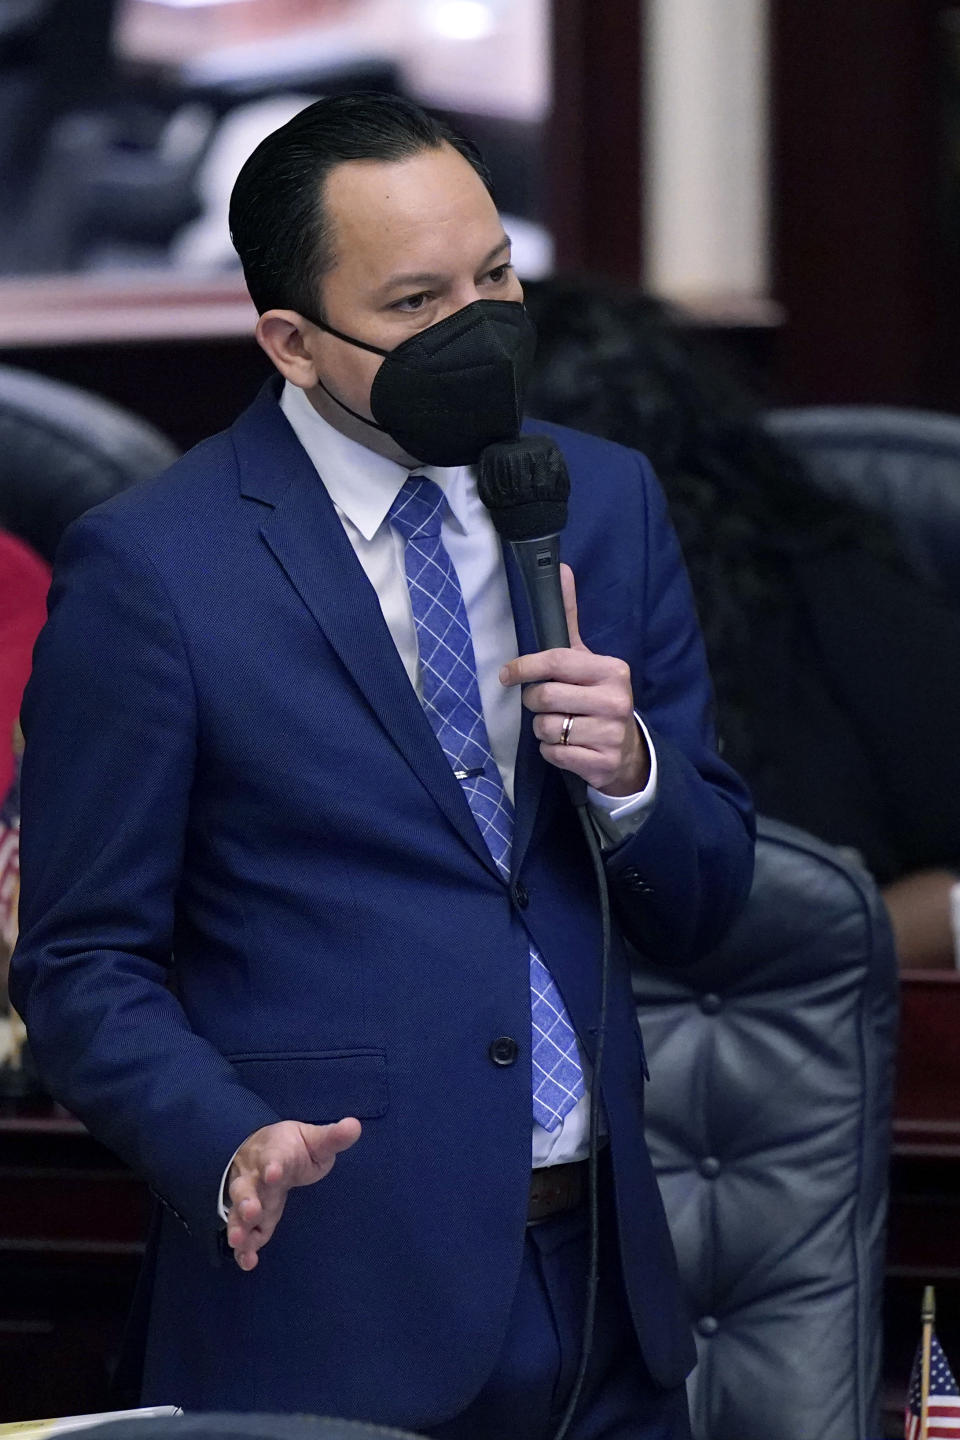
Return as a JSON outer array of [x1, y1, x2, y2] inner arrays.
[[303, 312, 392, 359], [299, 312, 392, 431], [313, 374, 388, 433]]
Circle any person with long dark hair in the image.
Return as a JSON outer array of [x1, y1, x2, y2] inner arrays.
[[524, 275, 960, 969]]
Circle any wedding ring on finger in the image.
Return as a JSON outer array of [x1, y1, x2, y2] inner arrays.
[[559, 714, 575, 747]]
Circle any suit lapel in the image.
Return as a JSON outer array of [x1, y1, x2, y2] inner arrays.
[[235, 385, 503, 881]]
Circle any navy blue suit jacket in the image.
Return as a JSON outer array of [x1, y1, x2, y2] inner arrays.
[[11, 381, 754, 1428]]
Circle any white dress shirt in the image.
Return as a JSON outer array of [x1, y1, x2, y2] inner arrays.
[[215, 383, 660, 1216]]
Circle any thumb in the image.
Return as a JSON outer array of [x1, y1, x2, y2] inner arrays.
[[559, 564, 585, 650], [301, 1116, 362, 1166]]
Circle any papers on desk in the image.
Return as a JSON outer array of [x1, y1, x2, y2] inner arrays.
[[0, 1407, 181, 1438]]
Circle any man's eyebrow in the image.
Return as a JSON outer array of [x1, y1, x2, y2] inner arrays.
[[375, 236, 512, 297]]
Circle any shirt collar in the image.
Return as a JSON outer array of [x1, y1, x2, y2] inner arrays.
[[279, 380, 473, 540]]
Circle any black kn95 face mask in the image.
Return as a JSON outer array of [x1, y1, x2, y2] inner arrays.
[[308, 299, 537, 468]]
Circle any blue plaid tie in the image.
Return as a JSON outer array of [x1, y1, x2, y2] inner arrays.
[[389, 474, 585, 1132]]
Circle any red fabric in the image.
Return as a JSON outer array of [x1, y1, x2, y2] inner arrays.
[[0, 531, 51, 796]]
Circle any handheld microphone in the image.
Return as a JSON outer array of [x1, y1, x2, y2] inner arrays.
[[478, 434, 585, 808], [477, 434, 571, 652]]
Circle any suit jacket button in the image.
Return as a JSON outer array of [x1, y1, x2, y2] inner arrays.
[[511, 881, 529, 909], [489, 1036, 519, 1066], [620, 866, 652, 895]]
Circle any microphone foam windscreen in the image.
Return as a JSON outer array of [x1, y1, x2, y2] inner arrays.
[[477, 434, 571, 541]]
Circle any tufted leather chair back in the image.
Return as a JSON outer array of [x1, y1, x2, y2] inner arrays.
[[0, 364, 178, 564], [635, 817, 899, 1440], [764, 404, 960, 606]]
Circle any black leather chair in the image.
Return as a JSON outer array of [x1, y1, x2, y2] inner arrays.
[[764, 404, 960, 605], [0, 364, 178, 563], [636, 817, 899, 1440]]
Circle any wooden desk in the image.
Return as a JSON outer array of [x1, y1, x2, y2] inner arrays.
[[884, 972, 960, 1428], [0, 1099, 148, 1422], [889, 972, 960, 1289], [893, 971, 960, 1157], [0, 273, 257, 349]]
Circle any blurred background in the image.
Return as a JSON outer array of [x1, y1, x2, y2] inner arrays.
[[0, 0, 552, 281], [0, 0, 954, 440]]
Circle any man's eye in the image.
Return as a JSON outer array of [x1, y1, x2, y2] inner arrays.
[[395, 293, 428, 312], [488, 265, 510, 283]]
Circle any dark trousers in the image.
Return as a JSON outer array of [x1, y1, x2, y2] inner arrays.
[[425, 1180, 692, 1440]]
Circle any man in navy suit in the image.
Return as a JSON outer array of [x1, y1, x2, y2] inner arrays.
[[11, 95, 754, 1439]]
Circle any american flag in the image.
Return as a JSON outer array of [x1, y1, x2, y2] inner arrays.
[[0, 762, 19, 949], [906, 1332, 960, 1438]]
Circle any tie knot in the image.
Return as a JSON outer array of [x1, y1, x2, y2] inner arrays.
[[388, 474, 446, 541]]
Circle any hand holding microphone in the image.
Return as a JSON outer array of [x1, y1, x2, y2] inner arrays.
[[478, 435, 650, 798], [501, 562, 650, 796]]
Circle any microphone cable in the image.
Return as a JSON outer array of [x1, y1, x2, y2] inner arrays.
[[476, 433, 620, 1439], [550, 786, 612, 1440]]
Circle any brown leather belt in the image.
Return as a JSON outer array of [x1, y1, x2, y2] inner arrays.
[[527, 1159, 588, 1224]]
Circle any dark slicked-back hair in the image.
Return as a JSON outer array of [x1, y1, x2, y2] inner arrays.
[[228, 91, 494, 317]]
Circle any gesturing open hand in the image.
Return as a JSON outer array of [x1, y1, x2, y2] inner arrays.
[[226, 1116, 361, 1270]]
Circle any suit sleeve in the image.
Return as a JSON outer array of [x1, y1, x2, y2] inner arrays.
[[10, 512, 280, 1255], [602, 454, 756, 962]]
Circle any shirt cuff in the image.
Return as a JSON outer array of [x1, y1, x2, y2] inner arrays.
[[586, 713, 658, 846], [217, 1145, 243, 1224]]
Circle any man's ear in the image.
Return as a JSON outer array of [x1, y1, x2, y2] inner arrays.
[[256, 310, 319, 388]]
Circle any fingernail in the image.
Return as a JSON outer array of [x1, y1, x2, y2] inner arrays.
[[499, 666, 509, 684]]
